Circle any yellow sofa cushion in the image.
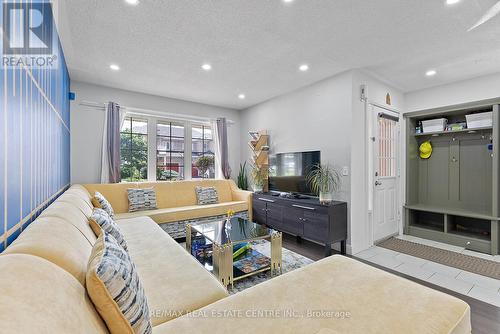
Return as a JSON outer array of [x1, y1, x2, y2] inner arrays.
[[117, 216, 228, 326], [115, 200, 247, 224], [0, 254, 109, 334], [3, 217, 93, 285], [153, 255, 471, 334], [87, 233, 152, 334]]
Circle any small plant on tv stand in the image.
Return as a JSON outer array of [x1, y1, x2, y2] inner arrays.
[[306, 163, 342, 205]]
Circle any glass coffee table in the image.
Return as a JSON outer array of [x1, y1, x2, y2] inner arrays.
[[186, 216, 282, 288]]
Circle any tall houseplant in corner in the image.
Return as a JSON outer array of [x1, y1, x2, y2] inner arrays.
[[306, 163, 342, 205], [237, 162, 249, 190]]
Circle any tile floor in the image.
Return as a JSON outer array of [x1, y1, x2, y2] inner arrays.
[[355, 235, 500, 307]]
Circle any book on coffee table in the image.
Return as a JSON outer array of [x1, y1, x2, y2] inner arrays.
[[233, 249, 271, 274]]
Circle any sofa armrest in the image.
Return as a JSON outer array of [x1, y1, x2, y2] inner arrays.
[[227, 180, 253, 221]]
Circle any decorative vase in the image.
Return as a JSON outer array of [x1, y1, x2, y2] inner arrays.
[[254, 184, 263, 193], [319, 191, 333, 205], [225, 218, 232, 230]]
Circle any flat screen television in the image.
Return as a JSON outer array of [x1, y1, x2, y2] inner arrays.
[[268, 151, 320, 195]]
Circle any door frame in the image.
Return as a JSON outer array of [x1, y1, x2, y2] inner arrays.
[[366, 102, 402, 246]]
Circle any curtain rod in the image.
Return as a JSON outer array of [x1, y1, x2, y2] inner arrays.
[[78, 100, 235, 125]]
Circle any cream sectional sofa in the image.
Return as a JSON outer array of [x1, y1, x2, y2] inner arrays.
[[0, 183, 472, 334]]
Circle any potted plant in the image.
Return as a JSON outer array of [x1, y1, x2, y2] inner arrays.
[[237, 162, 249, 190], [250, 163, 267, 193], [306, 163, 341, 205]]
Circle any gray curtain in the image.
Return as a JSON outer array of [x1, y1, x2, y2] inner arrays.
[[216, 118, 231, 179], [101, 102, 121, 183]]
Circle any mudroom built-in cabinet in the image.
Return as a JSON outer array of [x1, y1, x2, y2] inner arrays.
[[404, 100, 500, 255]]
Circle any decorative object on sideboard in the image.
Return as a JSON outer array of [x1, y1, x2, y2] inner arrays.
[[250, 162, 267, 193], [237, 162, 249, 190], [248, 130, 269, 192], [306, 163, 342, 205]]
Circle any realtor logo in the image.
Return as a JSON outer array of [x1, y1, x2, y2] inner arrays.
[[2, 1, 56, 68], [3, 1, 53, 55]]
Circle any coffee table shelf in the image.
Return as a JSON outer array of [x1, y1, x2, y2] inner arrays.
[[186, 217, 282, 288]]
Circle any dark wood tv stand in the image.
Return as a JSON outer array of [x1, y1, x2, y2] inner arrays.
[[252, 193, 348, 256]]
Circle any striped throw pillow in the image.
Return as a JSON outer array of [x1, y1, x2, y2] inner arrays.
[[87, 232, 152, 334], [89, 208, 128, 251], [92, 191, 115, 218], [127, 188, 157, 212], [195, 186, 219, 205]]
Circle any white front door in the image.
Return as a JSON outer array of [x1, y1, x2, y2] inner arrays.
[[372, 106, 400, 242]]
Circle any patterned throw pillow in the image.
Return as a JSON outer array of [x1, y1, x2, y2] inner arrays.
[[89, 208, 128, 251], [127, 188, 157, 212], [92, 191, 115, 218], [195, 186, 219, 205], [86, 232, 152, 334]]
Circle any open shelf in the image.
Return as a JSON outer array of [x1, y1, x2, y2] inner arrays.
[[404, 204, 498, 221], [447, 215, 491, 242], [414, 126, 492, 137], [408, 209, 444, 232]]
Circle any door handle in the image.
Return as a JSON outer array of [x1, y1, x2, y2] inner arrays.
[[375, 181, 382, 186]]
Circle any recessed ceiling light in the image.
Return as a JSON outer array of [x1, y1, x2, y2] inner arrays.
[[299, 64, 309, 72], [446, 0, 460, 5], [238, 94, 246, 100], [283, 0, 294, 3], [109, 64, 120, 71], [125, 0, 139, 5], [201, 63, 212, 71], [426, 69, 437, 77]]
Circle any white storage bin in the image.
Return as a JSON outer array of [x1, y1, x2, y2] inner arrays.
[[466, 112, 493, 129], [422, 118, 447, 133]]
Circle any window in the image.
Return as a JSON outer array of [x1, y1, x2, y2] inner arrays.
[[192, 124, 215, 179], [120, 117, 148, 182], [378, 117, 397, 177], [156, 121, 185, 180]]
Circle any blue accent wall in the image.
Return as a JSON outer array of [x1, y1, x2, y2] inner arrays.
[[0, 2, 70, 251]]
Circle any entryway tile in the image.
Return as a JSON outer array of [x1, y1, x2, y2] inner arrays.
[[421, 261, 462, 277], [394, 253, 428, 266], [467, 286, 500, 307], [394, 262, 434, 280], [456, 271, 500, 292], [367, 253, 404, 269], [426, 273, 474, 295], [355, 246, 399, 260]]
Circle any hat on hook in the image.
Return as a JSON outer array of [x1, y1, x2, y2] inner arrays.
[[419, 141, 432, 159]]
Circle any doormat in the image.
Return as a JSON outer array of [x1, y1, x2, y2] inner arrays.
[[378, 237, 500, 280]]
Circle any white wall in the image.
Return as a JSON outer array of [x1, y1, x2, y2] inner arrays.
[[240, 71, 353, 201], [240, 71, 353, 250], [405, 72, 500, 112], [70, 81, 241, 184]]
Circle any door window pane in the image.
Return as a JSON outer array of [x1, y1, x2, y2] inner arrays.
[[378, 117, 397, 177]]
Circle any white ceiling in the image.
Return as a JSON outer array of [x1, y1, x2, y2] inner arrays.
[[57, 0, 500, 110]]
